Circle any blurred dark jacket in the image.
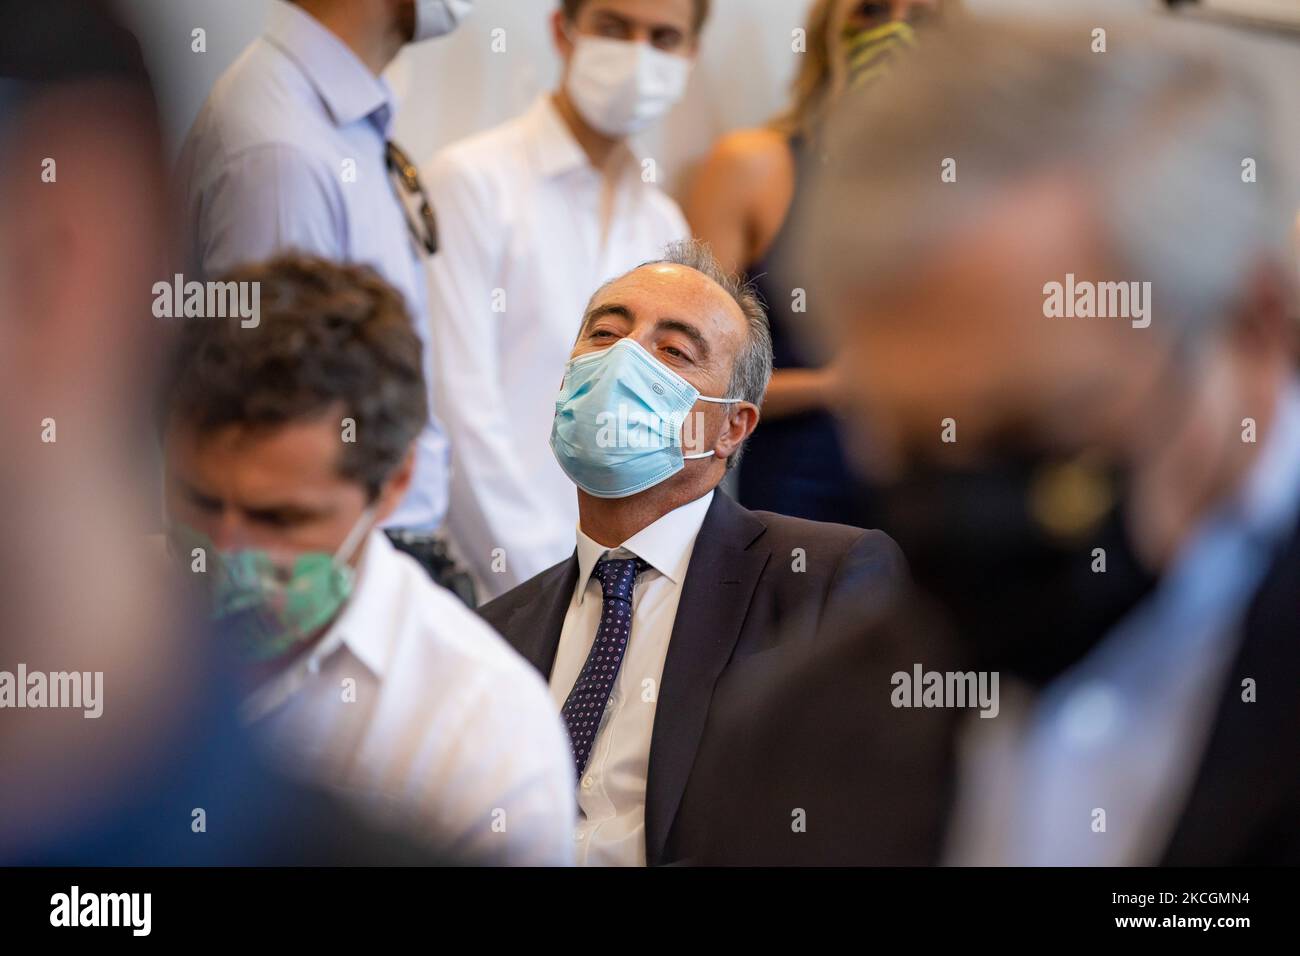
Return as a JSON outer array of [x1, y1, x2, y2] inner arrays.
[[677, 513, 1300, 865]]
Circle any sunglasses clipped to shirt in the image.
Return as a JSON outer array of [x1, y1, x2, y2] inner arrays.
[[385, 140, 439, 256]]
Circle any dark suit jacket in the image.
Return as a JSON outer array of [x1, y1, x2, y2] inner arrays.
[[675, 589, 968, 865], [679, 512, 1300, 866], [477, 488, 907, 866], [1160, 509, 1300, 864]]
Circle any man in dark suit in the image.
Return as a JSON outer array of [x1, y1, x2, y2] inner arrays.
[[478, 239, 906, 866], [679, 17, 1300, 866]]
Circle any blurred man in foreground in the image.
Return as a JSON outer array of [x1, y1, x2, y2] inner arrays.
[[683, 17, 1300, 865], [161, 255, 576, 865], [0, 0, 442, 865]]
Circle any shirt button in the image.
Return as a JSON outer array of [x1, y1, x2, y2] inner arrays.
[[582, 775, 594, 790], [574, 830, 586, 842]]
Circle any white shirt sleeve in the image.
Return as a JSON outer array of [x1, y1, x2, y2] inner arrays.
[[405, 599, 576, 866], [442, 667, 577, 866], [423, 151, 576, 590]]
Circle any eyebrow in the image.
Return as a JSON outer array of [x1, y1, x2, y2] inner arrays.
[[174, 475, 329, 522], [581, 304, 712, 361], [176, 476, 222, 509], [591, 10, 687, 35], [582, 303, 634, 332]]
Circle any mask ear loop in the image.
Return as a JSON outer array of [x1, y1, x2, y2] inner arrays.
[[333, 505, 378, 567], [682, 396, 745, 460]]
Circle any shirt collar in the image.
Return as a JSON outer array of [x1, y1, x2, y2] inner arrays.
[[320, 529, 400, 676], [573, 490, 714, 605], [265, 0, 396, 135], [524, 94, 638, 182]]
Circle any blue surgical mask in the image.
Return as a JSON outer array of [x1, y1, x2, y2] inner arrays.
[[551, 338, 742, 498]]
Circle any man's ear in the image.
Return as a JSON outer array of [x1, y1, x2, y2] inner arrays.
[[1230, 259, 1297, 360], [373, 447, 417, 524], [552, 9, 575, 59], [715, 402, 760, 463]]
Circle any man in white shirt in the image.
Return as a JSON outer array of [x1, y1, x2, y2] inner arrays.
[[423, 0, 705, 598], [161, 254, 575, 865], [178, 0, 476, 535], [478, 241, 908, 865]]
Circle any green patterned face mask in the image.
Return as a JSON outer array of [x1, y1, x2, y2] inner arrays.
[[843, 19, 917, 90], [169, 509, 374, 663]]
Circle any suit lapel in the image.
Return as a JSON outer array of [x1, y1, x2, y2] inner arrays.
[[643, 491, 769, 865], [510, 555, 579, 678]]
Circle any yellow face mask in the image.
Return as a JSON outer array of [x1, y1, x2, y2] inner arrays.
[[843, 19, 918, 90]]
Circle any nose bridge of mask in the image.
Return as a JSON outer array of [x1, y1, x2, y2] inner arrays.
[[566, 337, 699, 429], [569, 336, 742, 408], [570, 32, 650, 90], [603, 338, 742, 459]]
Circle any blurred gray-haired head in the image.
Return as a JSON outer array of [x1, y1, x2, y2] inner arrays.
[[796, 15, 1290, 350]]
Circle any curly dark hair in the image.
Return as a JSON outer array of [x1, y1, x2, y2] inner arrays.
[[161, 254, 428, 499]]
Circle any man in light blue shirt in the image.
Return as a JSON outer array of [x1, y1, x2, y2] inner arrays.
[[178, 0, 474, 532]]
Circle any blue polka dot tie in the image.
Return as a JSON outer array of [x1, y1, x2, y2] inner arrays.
[[560, 556, 648, 777]]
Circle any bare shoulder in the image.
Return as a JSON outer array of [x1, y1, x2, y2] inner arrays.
[[704, 127, 794, 186]]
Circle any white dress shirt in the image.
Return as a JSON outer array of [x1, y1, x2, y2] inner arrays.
[[550, 490, 714, 866], [176, 0, 449, 530], [242, 531, 576, 865], [423, 94, 690, 598]]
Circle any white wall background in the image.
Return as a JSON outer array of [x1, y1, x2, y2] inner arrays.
[[118, 0, 1299, 222]]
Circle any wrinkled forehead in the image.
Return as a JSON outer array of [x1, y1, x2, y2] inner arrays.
[[583, 264, 747, 344]]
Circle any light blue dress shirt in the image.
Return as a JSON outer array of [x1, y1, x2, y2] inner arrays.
[[177, 0, 448, 530], [948, 379, 1300, 865]]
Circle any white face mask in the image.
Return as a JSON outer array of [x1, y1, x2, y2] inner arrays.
[[564, 33, 693, 138], [412, 0, 473, 43]]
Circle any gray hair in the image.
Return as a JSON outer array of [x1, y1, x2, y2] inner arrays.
[[586, 238, 773, 469], [798, 16, 1289, 349]]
